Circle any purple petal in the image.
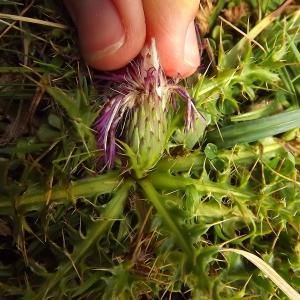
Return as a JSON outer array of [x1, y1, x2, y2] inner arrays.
[[95, 95, 124, 167], [94, 70, 127, 83]]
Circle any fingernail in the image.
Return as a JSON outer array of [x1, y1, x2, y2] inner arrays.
[[184, 21, 200, 68], [78, 0, 125, 63]]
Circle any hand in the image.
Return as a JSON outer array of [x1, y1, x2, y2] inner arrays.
[[64, 0, 200, 78]]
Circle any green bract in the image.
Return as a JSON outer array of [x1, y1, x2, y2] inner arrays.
[[126, 89, 169, 173], [95, 40, 204, 177]]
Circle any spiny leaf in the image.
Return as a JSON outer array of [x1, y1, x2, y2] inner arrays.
[[33, 181, 133, 299], [139, 179, 195, 259], [221, 0, 293, 69], [0, 171, 120, 214]]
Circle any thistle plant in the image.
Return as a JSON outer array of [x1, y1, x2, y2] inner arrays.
[[95, 40, 205, 176], [0, 1, 300, 299]]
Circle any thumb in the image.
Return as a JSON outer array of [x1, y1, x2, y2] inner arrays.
[[64, 0, 146, 70], [142, 0, 200, 78]]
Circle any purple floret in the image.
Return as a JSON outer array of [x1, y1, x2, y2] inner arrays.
[[95, 95, 124, 168], [94, 41, 204, 168]]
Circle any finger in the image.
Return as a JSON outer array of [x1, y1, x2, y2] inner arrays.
[[142, 0, 200, 78], [64, 0, 146, 70]]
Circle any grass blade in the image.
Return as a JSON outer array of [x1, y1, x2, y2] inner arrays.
[[0, 13, 68, 29], [221, 248, 300, 300], [206, 109, 300, 148]]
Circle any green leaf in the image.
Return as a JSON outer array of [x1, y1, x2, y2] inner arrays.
[[48, 113, 63, 130], [46, 87, 79, 119], [37, 124, 60, 142], [204, 143, 218, 160], [139, 179, 195, 260], [221, 0, 292, 69], [174, 117, 206, 149], [0, 171, 120, 214], [32, 181, 133, 299], [102, 264, 133, 300]]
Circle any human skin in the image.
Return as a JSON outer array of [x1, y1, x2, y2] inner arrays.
[[64, 0, 200, 78]]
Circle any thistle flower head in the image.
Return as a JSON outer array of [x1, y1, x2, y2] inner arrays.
[[95, 40, 204, 171]]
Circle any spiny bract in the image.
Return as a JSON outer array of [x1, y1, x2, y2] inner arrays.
[[95, 40, 204, 174]]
